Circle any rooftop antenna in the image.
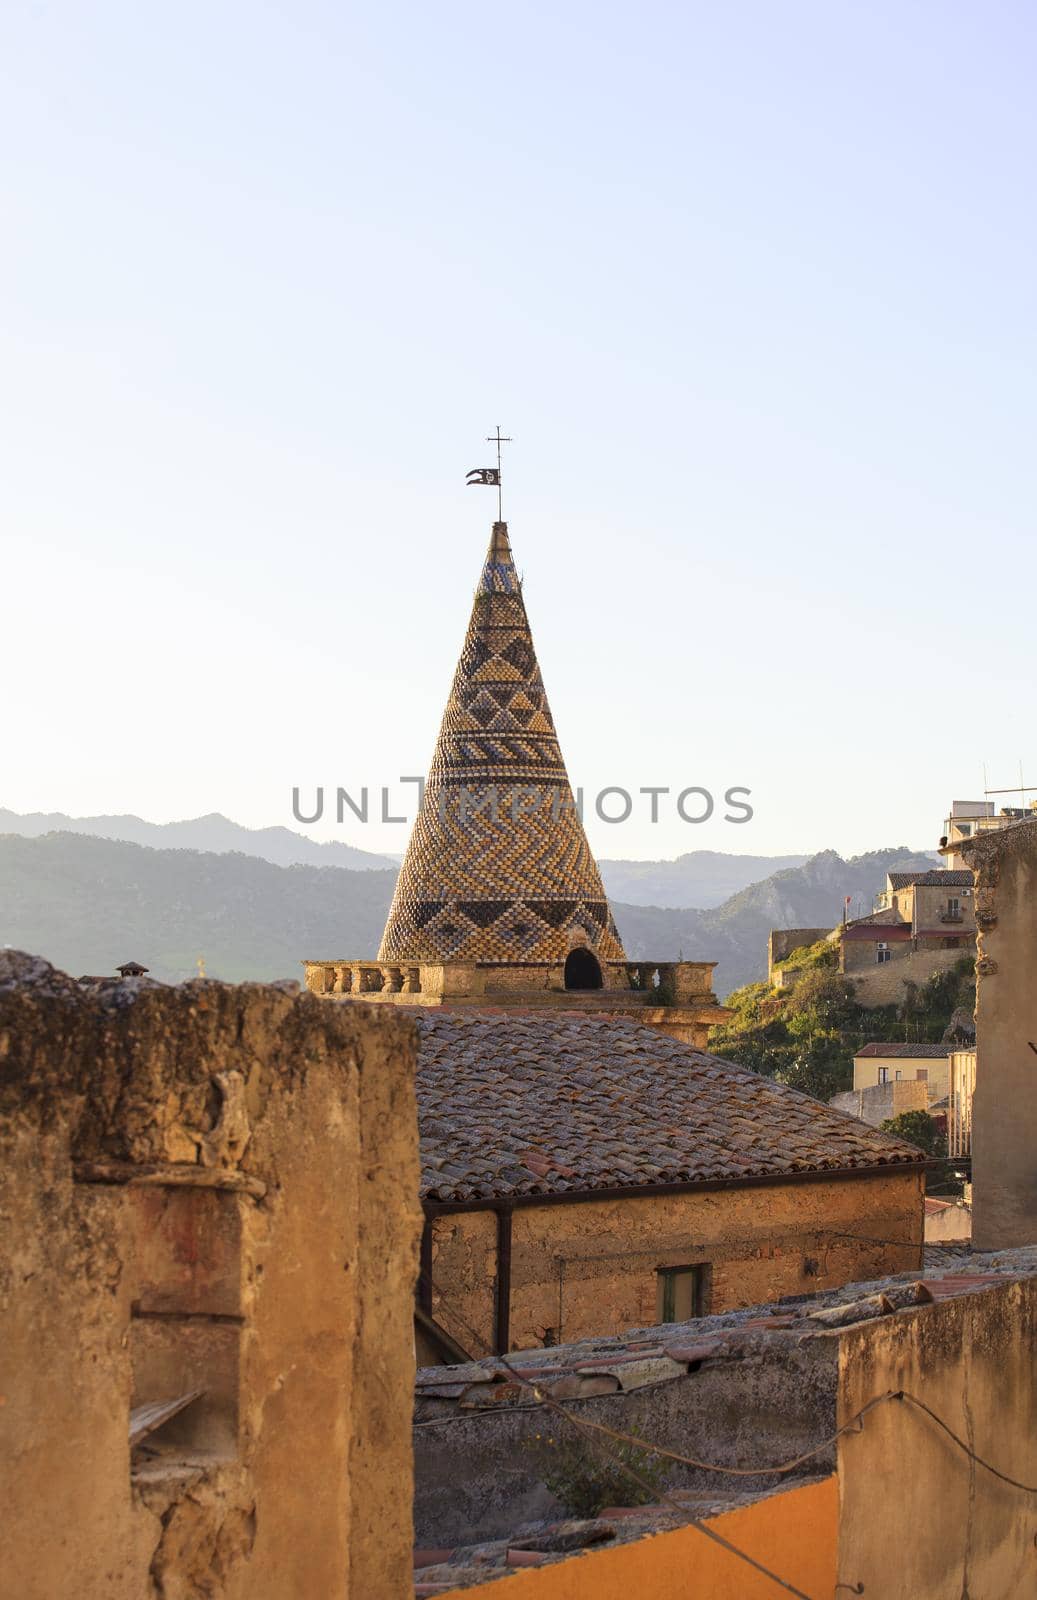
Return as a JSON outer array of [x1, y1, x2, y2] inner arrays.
[[983, 766, 1036, 802], [488, 425, 511, 522]]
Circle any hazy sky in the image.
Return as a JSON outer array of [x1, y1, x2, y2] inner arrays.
[[2, 2, 1034, 861]]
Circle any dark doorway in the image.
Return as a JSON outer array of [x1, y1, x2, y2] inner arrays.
[[564, 948, 603, 990]]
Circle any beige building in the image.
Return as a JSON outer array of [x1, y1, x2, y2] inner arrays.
[[852, 1041, 951, 1098], [414, 1009, 925, 1361], [841, 869, 975, 1001], [948, 1045, 977, 1158], [771, 868, 976, 1007], [950, 814, 1037, 1249], [943, 796, 1037, 869]]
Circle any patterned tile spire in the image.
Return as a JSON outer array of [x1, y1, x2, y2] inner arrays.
[[378, 522, 625, 964]]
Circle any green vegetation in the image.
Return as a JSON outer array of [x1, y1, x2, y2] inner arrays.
[[710, 955, 975, 1102], [879, 1110, 947, 1158], [531, 1426, 666, 1518]]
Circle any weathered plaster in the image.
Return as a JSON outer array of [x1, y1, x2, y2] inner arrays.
[[836, 1273, 1037, 1598], [956, 819, 1037, 1248], [0, 954, 422, 1600]]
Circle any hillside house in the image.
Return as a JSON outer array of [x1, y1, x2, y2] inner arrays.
[[769, 868, 975, 1007], [852, 1041, 951, 1098]]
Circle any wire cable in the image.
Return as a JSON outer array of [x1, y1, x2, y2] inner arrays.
[[495, 1349, 822, 1600], [417, 1294, 1036, 1600], [892, 1390, 1037, 1494], [515, 1392, 892, 1477], [419, 1291, 821, 1596]]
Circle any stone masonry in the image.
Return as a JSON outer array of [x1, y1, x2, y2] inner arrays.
[[0, 953, 422, 1600]]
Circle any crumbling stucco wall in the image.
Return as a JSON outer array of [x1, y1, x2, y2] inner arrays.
[[0, 953, 422, 1600], [836, 1274, 1037, 1598], [958, 819, 1037, 1248], [429, 1171, 923, 1355]]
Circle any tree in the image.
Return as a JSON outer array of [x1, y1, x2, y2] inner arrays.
[[773, 1032, 852, 1101], [784, 969, 858, 1033], [879, 1110, 947, 1158]]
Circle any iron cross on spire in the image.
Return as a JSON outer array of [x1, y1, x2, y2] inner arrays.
[[466, 427, 512, 522]]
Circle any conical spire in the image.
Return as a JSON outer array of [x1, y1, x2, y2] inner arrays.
[[379, 523, 625, 965]]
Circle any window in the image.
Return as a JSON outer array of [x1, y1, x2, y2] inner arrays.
[[878, 1067, 890, 1084], [656, 1265, 707, 1323], [947, 898, 960, 916], [916, 1068, 929, 1082], [895, 1070, 903, 1081], [877, 942, 892, 964]]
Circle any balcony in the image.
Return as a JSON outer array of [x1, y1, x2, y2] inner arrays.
[[939, 911, 964, 924]]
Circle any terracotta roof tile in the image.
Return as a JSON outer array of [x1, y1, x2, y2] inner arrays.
[[416, 1012, 924, 1203], [888, 870, 973, 888], [855, 1043, 950, 1059]]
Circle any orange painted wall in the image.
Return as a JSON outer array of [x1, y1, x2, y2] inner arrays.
[[435, 1475, 837, 1600]]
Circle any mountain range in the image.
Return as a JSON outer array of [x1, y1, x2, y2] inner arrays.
[[0, 809, 924, 911], [0, 815, 939, 996], [0, 807, 399, 872]]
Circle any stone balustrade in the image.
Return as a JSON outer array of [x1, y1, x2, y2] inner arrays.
[[305, 961, 424, 997], [304, 957, 720, 1007], [619, 961, 719, 1004]]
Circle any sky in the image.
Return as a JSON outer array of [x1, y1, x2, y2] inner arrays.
[[2, 1, 1035, 862]]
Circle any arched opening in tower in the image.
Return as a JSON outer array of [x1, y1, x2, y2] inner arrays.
[[564, 948, 603, 991]]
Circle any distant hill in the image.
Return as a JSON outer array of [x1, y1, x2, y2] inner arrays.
[[0, 807, 397, 872], [0, 808, 937, 919], [0, 832, 396, 984], [0, 833, 942, 996], [616, 847, 941, 993], [598, 850, 810, 908]]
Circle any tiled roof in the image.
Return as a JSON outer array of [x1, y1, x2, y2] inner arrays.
[[414, 1249, 1032, 1412], [412, 1486, 794, 1591], [887, 870, 973, 888], [843, 908, 903, 927], [415, 1012, 924, 1204], [854, 1043, 950, 1059]]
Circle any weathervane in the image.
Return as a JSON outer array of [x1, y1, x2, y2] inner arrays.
[[466, 426, 512, 522]]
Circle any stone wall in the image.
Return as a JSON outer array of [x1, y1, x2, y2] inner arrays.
[[767, 928, 831, 979], [428, 1171, 924, 1355], [957, 818, 1037, 1248], [0, 954, 422, 1600], [830, 1081, 930, 1127], [842, 944, 969, 1007], [837, 1272, 1037, 1596]]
